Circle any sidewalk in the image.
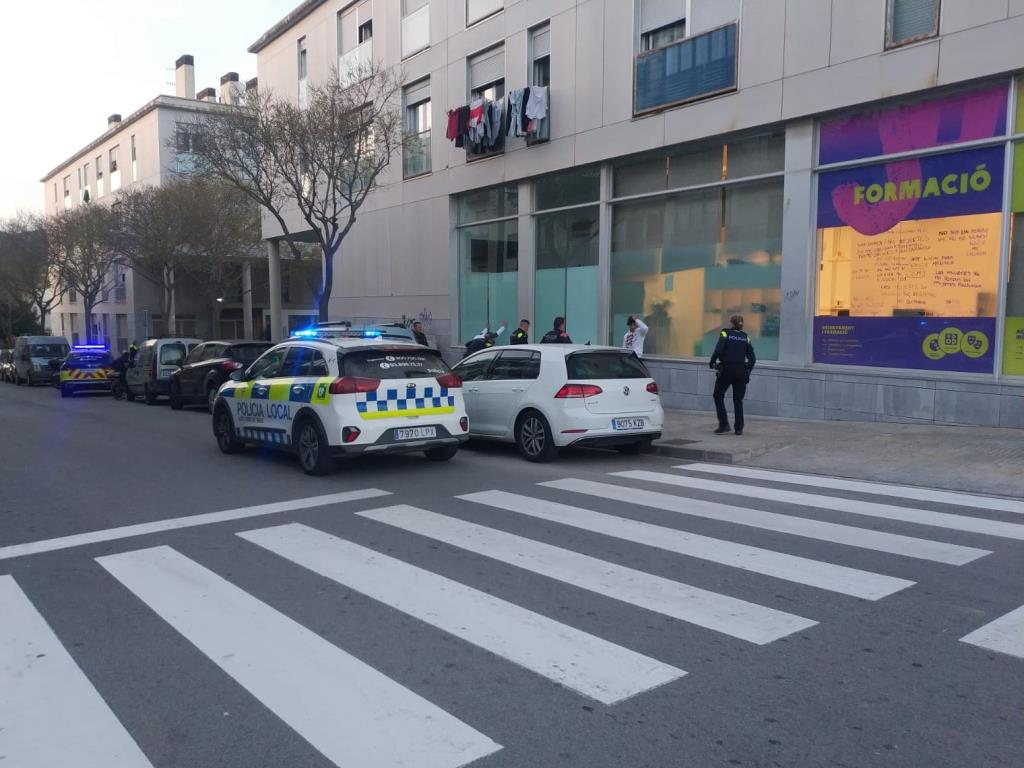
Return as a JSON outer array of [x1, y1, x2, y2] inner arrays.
[[653, 409, 1024, 498]]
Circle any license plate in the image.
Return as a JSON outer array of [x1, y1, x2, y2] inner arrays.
[[395, 426, 437, 441], [612, 417, 646, 431]]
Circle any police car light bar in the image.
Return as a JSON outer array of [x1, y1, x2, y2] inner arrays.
[[292, 329, 320, 338], [73, 344, 108, 350]]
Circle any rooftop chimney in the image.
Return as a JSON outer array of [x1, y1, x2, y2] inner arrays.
[[219, 72, 242, 105], [197, 87, 217, 103], [107, 114, 122, 129], [175, 54, 196, 99]]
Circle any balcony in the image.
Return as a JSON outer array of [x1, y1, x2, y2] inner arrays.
[[402, 129, 431, 178], [401, 5, 429, 59], [339, 40, 372, 84], [634, 23, 738, 115]]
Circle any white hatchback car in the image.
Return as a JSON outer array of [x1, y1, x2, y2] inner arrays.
[[213, 337, 468, 474], [452, 344, 663, 461]]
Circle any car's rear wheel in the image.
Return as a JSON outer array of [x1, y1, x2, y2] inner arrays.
[[295, 417, 335, 476], [213, 405, 244, 454], [169, 382, 184, 411], [144, 385, 157, 405], [206, 384, 219, 414], [516, 410, 558, 463], [425, 444, 458, 462]]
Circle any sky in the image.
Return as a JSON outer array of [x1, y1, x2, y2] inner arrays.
[[0, 0, 292, 219]]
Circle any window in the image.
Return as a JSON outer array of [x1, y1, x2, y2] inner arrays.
[[184, 344, 206, 365], [467, 45, 505, 160], [816, 85, 1008, 374], [109, 146, 121, 192], [95, 155, 104, 198], [610, 133, 784, 360], [467, 0, 502, 26], [339, 2, 372, 82], [1005, 86, 1024, 376], [453, 349, 499, 381], [68, 287, 77, 303], [401, 0, 430, 59], [457, 185, 519, 345], [566, 351, 650, 380], [83, 163, 89, 196], [528, 24, 550, 144], [52, 183, 57, 205], [341, 349, 450, 378], [403, 79, 431, 178], [247, 347, 287, 379], [130, 135, 138, 181], [487, 350, 540, 380], [297, 37, 308, 108], [62, 175, 70, 209], [283, 346, 329, 377], [886, 0, 940, 49], [159, 343, 187, 367], [634, 16, 737, 115]]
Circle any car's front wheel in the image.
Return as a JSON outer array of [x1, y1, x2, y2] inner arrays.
[[169, 382, 184, 411], [144, 385, 157, 405], [213, 405, 244, 454], [294, 417, 335, 476], [206, 384, 219, 414], [515, 410, 558, 463]]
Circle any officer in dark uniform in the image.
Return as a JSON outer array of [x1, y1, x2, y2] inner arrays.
[[510, 319, 530, 345], [709, 315, 756, 435]]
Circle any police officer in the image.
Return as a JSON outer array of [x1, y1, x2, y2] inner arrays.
[[709, 315, 756, 436], [411, 320, 429, 346], [510, 319, 530, 345]]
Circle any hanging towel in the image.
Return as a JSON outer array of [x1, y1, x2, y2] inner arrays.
[[525, 85, 549, 122], [446, 110, 460, 141]]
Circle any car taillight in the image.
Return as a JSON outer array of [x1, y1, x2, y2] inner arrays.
[[647, 381, 659, 394], [436, 371, 462, 389], [329, 376, 380, 395], [554, 384, 603, 398], [459, 416, 468, 432], [222, 360, 243, 373], [342, 426, 361, 443]]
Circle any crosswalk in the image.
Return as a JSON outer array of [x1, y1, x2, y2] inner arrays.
[[2, 464, 1021, 767]]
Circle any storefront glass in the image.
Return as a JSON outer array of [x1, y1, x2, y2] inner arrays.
[[457, 185, 518, 345], [610, 133, 784, 359], [814, 84, 1009, 373], [535, 205, 600, 344], [1002, 86, 1024, 376]]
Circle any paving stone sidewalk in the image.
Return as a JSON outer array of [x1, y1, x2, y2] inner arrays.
[[654, 409, 1024, 498]]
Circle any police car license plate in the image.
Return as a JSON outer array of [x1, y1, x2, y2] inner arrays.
[[395, 426, 437, 441], [612, 417, 646, 431]]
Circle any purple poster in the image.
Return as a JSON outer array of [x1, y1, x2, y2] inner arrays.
[[817, 145, 1004, 234], [814, 317, 996, 373], [819, 84, 1008, 165]]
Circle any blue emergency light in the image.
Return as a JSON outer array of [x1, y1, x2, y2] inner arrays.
[[362, 330, 382, 338], [73, 344, 108, 351], [293, 328, 320, 338]]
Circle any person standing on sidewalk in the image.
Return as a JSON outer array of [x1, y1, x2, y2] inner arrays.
[[623, 314, 648, 357], [709, 315, 756, 436]]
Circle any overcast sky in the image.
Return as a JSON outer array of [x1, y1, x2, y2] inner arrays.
[[0, 0, 290, 219]]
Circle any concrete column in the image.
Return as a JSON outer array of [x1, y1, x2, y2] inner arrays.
[[242, 261, 254, 340], [267, 239, 282, 341], [778, 119, 816, 367], [597, 162, 613, 346], [517, 180, 534, 331]]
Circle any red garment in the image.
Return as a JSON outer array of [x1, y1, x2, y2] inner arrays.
[[446, 110, 460, 141]]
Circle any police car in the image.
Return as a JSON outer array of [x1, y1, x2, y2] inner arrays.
[[212, 336, 468, 474], [59, 345, 115, 398]]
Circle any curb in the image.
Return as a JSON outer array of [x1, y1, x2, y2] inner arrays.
[[652, 442, 770, 464]]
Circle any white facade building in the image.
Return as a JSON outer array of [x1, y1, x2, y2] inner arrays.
[[249, 0, 1024, 426]]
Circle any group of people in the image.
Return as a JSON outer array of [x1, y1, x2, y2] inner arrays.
[[463, 315, 651, 356]]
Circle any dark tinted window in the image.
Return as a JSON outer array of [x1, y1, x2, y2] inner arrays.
[[453, 349, 499, 381], [247, 347, 287, 379], [487, 350, 540, 380], [566, 351, 649, 379], [283, 346, 330, 377], [67, 352, 113, 367], [29, 344, 69, 357], [342, 348, 450, 379], [184, 344, 206, 365], [229, 343, 272, 364], [159, 343, 186, 366], [201, 344, 226, 361]]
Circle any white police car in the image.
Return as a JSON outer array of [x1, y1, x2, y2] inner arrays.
[[212, 337, 468, 474]]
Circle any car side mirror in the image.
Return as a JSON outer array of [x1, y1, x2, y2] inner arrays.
[[229, 370, 244, 382]]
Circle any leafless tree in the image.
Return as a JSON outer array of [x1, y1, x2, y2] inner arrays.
[[0, 212, 65, 328], [47, 203, 121, 344], [184, 61, 404, 322]]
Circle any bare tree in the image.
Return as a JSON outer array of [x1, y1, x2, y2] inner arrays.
[[0, 213, 65, 328], [47, 203, 121, 344], [185, 62, 404, 321]]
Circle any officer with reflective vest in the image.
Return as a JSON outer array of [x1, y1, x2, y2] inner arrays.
[[709, 315, 756, 436]]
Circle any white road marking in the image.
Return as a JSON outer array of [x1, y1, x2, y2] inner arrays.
[[539, 479, 988, 567], [0, 489, 390, 561], [461, 490, 915, 600], [0, 575, 154, 768], [357, 505, 817, 645], [612, 471, 1024, 541], [960, 605, 1024, 660], [679, 463, 1024, 515], [96, 546, 500, 768], [240, 523, 685, 704]]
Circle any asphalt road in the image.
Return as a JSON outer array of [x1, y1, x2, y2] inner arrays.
[[1, 381, 1022, 768]]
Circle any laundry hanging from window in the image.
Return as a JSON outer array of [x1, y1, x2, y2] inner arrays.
[[445, 85, 549, 150]]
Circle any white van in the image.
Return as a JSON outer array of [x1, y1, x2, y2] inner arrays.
[[125, 337, 202, 404], [14, 336, 70, 386]]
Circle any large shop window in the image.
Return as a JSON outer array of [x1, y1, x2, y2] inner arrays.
[[814, 84, 1009, 374], [457, 185, 518, 346], [610, 134, 784, 359], [535, 168, 601, 345], [1004, 90, 1024, 376]]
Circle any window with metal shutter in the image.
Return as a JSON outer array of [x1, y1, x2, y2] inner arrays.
[[531, 25, 550, 60], [888, 0, 939, 46], [469, 46, 504, 91], [404, 78, 430, 107], [467, 0, 502, 26], [640, 0, 684, 34]]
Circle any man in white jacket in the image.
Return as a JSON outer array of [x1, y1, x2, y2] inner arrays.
[[623, 314, 648, 356]]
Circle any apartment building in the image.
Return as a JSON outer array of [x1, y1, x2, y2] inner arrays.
[[249, 0, 1024, 426], [40, 56, 318, 348]]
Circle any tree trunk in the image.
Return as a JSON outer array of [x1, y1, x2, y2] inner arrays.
[[84, 300, 95, 344], [319, 241, 337, 323]]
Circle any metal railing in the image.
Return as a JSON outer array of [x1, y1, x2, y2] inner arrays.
[[634, 23, 738, 115]]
